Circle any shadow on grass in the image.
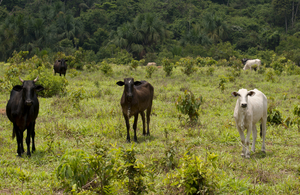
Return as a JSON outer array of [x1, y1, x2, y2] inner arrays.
[[251, 150, 274, 159]]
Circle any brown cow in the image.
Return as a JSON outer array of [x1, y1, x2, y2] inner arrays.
[[116, 78, 154, 142]]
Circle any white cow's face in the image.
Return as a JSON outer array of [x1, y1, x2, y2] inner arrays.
[[231, 89, 255, 108]]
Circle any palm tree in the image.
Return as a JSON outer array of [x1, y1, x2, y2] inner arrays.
[[202, 13, 228, 44]]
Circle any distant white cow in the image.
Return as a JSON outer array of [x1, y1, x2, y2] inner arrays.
[[231, 88, 267, 158], [147, 62, 156, 66], [242, 58, 261, 71]]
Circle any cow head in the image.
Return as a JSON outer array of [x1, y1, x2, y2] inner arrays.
[[58, 59, 68, 69], [116, 78, 142, 102], [241, 58, 249, 65], [231, 89, 255, 108], [13, 77, 44, 106]]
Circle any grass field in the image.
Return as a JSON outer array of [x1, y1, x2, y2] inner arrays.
[[1, 64, 300, 194]]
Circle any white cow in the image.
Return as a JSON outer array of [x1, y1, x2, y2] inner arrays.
[[242, 58, 261, 71], [231, 88, 267, 158], [147, 62, 156, 66]]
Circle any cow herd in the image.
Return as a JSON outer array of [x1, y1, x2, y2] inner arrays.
[[5, 58, 267, 158]]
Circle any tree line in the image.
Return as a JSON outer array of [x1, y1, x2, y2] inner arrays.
[[0, 0, 300, 64]]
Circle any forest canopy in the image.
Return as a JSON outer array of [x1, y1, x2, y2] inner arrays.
[[0, 0, 300, 64]]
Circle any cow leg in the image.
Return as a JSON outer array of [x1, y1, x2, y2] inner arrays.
[[26, 124, 32, 157], [261, 119, 267, 153], [133, 113, 139, 142], [59, 73, 61, 76], [140, 111, 146, 135], [237, 125, 246, 157], [146, 107, 151, 136], [245, 124, 252, 158], [123, 113, 131, 143], [252, 124, 257, 153], [32, 122, 36, 152], [14, 124, 23, 157]]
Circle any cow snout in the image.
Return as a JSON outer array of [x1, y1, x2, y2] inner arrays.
[[126, 94, 133, 102], [25, 100, 33, 106], [241, 103, 247, 108]]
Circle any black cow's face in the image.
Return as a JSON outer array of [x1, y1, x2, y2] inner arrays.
[[13, 77, 44, 106], [116, 78, 142, 102], [241, 58, 249, 65], [59, 59, 68, 69]]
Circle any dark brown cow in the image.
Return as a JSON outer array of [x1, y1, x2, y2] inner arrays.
[[116, 78, 154, 142], [6, 77, 44, 157], [54, 59, 68, 76]]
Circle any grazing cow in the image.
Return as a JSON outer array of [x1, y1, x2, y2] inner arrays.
[[116, 78, 154, 142], [6, 77, 44, 157], [54, 59, 68, 76], [231, 88, 267, 158], [147, 62, 156, 66], [242, 58, 261, 71]]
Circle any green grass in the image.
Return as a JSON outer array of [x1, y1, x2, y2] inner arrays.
[[1, 65, 300, 194]]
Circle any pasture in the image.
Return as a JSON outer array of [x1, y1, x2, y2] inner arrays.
[[0, 63, 300, 194]]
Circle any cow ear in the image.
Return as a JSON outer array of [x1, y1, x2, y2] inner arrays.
[[116, 81, 124, 86], [247, 91, 255, 96], [13, 85, 23, 92], [35, 85, 45, 92], [134, 81, 142, 86], [231, 92, 239, 97], [65, 60, 68, 62]]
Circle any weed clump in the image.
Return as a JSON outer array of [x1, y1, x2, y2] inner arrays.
[[176, 89, 202, 123]]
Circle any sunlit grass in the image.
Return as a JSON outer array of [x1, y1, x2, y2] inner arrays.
[[0, 64, 300, 194]]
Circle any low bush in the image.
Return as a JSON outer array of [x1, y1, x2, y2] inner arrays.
[[162, 58, 173, 76], [145, 65, 157, 78], [176, 90, 202, 122], [179, 57, 197, 76], [164, 152, 220, 195]]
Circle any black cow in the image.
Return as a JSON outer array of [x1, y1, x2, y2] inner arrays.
[[6, 77, 44, 157], [116, 78, 154, 142], [54, 59, 68, 76]]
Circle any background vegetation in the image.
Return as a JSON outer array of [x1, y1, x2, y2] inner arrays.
[[1, 0, 300, 65]]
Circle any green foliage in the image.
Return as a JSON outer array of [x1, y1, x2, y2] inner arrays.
[[218, 75, 227, 92], [293, 105, 300, 131], [28, 66, 68, 97], [87, 143, 116, 194], [100, 61, 113, 75], [179, 57, 197, 76], [161, 58, 173, 76], [117, 145, 148, 195], [165, 152, 220, 195], [267, 105, 283, 125], [270, 54, 285, 75], [145, 65, 157, 78], [130, 59, 139, 71], [265, 68, 276, 82], [56, 149, 94, 191], [68, 87, 86, 110], [176, 90, 202, 122]]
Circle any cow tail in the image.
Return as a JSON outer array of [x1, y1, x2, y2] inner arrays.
[[260, 123, 262, 138], [12, 128, 16, 140]]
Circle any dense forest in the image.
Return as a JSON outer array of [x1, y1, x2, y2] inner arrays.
[[0, 0, 300, 64]]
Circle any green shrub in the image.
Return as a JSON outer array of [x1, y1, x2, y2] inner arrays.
[[100, 61, 113, 75], [179, 57, 197, 76], [130, 59, 139, 71], [164, 152, 220, 195], [87, 143, 116, 194], [267, 105, 283, 125], [117, 145, 148, 195], [27, 66, 68, 97], [162, 58, 173, 76], [146, 65, 157, 78], [293, 105, 300, 131], [218, 75, 228, 92], [176, 90, 202, 122], [265, 68, 276, 82], [56, 149, 94, 191], [68, 87, 86, 110]]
